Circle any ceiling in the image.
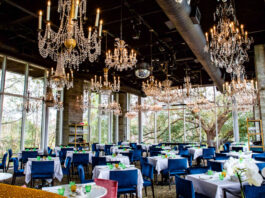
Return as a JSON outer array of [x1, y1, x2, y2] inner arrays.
[[0, 0, 264, 95]]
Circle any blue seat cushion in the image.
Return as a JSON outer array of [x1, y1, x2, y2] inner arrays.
[[62, 168, 69, 175], [162, 169, 186, 175], [9, 157, 16, 162], [203, 156, 213, 159], [0, 163, 4, 168], [143, 179, 152, 186], [118, 187, 137, 194]]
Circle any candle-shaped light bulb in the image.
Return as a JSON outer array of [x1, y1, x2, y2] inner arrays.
[[46, 70, 49, 77], [47, 22, 51, 39], [245, 31, 248, 41], [240, 24, 244, 34], [210, 28, 213, 38], [205, 32, 208, 42], [51, 67, 54, 74], [99, 76, 102, 84], [99, 20, 103, 37], [95, 8, 100, 27], [88, 27, 92, 40], [38, 10, 43, 30], [74, 0, 79, 20], [46, 1, 51, 21]]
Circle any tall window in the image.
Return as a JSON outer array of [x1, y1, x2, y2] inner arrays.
[[90, 93, 99, 143], [129, 94, 138, 142]]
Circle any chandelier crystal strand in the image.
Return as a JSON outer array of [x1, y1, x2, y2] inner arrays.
[[46, 53, 74, 91], [142, 75, 162, 97], [204, 0, 253, 76], [90, 68, 120, 95], [38, 0, 102, 70]]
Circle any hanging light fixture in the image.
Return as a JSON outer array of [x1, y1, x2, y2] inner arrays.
[[38, 0, 103, 70], [46, 53, 74, 91], [18, 91, 41, 113], [204, 0, 253, 76], [105, 0, 137, 71], [125, 111, 137, 119], [90, 68, 120, 96], [135, 61, 151, 79]]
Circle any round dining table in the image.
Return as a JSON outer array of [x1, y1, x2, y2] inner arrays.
[[0, 173, 12, 181]]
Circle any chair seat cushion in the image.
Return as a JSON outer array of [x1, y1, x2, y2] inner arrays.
[[9, 157, 16, 162], [118, 187, 137, 194], [203, 156, 214, 159], [143, 179, 151, 186], [15, 169, 24, 176], [83, 179, 94, 183]]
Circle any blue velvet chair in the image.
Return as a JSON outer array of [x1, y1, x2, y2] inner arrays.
[[220, 144, 229, 153], [130, 143, 137, 149], [255, 156, 265, 162], [21, 151, 38, 168], [256, 162, 265, 172], [60, 148, 74, 160], [118, 141, 122, 145], [92, 143, 98, 152], [47, 147, 56, 157], [77, 165, 93, 184], [179, 149, 189, 156], [188, 167, 209, 175], [175, 176, 209, 198], [150, 151, 161, 157], [110, 169, 138, 197], [104, 145, 113, 155], [62, 156, 71, 182], [243, 184, 265, 198], [122, 151, 134, 163], [92, 157, 107, 169], [202, 148, 215, 166], [208, 161, 223, 172], [7, 149, 16, 171], [72, 153, 89, 167], [11, 158, 24, 185], [31, 161, 54, 187], [133, 149, 142, 162], [161, 158, 188, 189], [214, 153, 229, 160], [142, 162, 155, 198], [252, 152, 265, 159], [140, 157, 148, 168], [0, 152, 7, 172], [78, 146, 83, 151], [181, 154, 193, 167]]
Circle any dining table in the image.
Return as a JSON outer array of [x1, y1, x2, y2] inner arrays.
[[92, 165, 143, 198], [110, 146, 132, 154], [148, 155, 188, 175], [54, 146, 75, 157], [105, 154, 130, 165], [187, 147, 203, 159], [226, 151, 253, 159], [0, 173, 12, 181], [24, 157, 63, 184], [42, 182, 107, 198], [18, 150, 44, 159], [186, 172, 244, 198]]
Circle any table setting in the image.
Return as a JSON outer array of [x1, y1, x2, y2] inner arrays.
[[187, 147, 203, 159], [110, 146, 132, 154], [42, 182, 107, 198], [148, 154, 187, 175], [24, 156, 63, 184], [65, 150, 92, 166], [105, 154, 130, 165], [54, 146, 75, 157]]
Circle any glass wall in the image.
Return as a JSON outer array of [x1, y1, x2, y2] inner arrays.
[[129, 94, 138, 142]]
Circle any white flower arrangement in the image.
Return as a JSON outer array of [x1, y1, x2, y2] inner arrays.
[[224, 157, 263, 197]]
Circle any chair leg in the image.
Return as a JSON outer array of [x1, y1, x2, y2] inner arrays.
[[11, 176, 16, 185], [169, 174, 171, 190], [7, 161, 10, 172], [136, 189, 138, 198], [151, 181, 155, 198], [145, 186, 147, 196]]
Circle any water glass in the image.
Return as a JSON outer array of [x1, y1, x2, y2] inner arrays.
[[58, 187, 65, 195], [85, 185, 91, 193], [219, 174, 224, 180], [37, 156, 41, 161]]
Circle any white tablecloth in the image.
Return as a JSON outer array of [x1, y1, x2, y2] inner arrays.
[[92, 165, 143, 198], [24, 157, 63, 184], [0, 173, 12, 181], [105, 155, 130, 165], [110, 146, 131, 154], [140, 144, 152, 151], [65, 151, 92, 167], [121, 142, 130, 146], [210, 158, 263, 165], [148, 156, 187, 175], [54, 147, 75, 157], [186, 173, 243, 198], [43, 182, 107, 198], [226, 151, 252, 159], [96, 144, 105, 150], [161, 150, 179, 155], [188, 148, 203, 159]]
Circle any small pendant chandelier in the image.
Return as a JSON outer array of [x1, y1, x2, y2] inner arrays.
[[105, 0, 137, 71], [90, 68, 120, 95], [46, 53, 74, 91]]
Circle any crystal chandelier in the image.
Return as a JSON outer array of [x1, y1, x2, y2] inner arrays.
[[155, 78, 183, 105], [149, 103, 163, 112], [90, 68, 120, 95], [38, 0, 103, 70], [131, 102, 151, 113], [105, 0, 137, 71], [204, 0, 253, 76], [142, 75, 162, 97], [223, 76, 258, 102], [76, 94, 95, 111], [108, 101, 122, 116], [18, 91, 41, 113], [47, 53, 74, 91], [125, 111, 137, 119]]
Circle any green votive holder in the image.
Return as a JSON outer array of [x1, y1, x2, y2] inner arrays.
[[74, 150, 78, 153], [58, 188, 65, 195], [207, 170, 213, 175], [37, 156, 41, 161], [67, 146, 69, 148], [26, 149, 29, 151], [85, 185, 91, 193], [47, 156, 52, 160], [69, 181, 75, 188], [82, 150, 86, 153], [219, 174, 224, 180]]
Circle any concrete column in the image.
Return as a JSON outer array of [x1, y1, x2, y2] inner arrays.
[[62, 78, 84, 145], [118, 93, 127, 141], [254, 44, 265, 147], [56, 90, 64, 146], [138, 96, 143, 143], [113, 93, 119, 144], [232, 97, 240, 142], [184, 108, 186, 143], [107, 94, 112, 143]]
